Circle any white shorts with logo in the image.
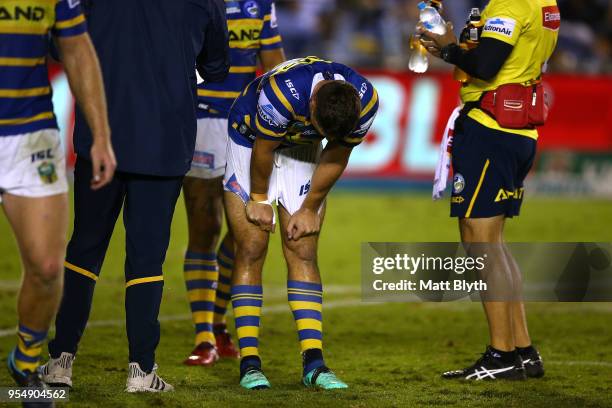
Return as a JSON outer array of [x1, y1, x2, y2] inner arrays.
[[224, 137, 321, 219], [0, 129, 68, 203], [186, 118, 229, 179]]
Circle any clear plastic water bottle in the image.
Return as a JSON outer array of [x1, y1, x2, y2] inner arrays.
[[409, 1, 446, 73], [419, 1, 446, 36], [408, 35, 429, 73]]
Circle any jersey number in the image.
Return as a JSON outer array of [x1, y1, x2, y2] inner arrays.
[[299, 181, 311, 197]]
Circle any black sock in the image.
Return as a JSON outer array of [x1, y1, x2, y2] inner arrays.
[[240, 356, 261, 377], [212, 323, 227, 335], [516, 345, 537, 359], [303, 348, 325, 375], [490, 346, 519, 364]]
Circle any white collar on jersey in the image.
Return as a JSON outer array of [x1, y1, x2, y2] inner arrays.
[[310, 73, 346, 96]]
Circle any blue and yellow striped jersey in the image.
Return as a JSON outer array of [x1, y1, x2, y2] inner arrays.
[[0, 0, 87, 137], [197, 0, 282, 119], [229, 57, 379, 148]]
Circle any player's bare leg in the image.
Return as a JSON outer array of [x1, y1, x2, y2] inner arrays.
[[3, 193, 68, 380], [278, 205, 347, 389], [182, 176, 224, 365], [184, 176, 224, 254], [225, 191, 270, 389]]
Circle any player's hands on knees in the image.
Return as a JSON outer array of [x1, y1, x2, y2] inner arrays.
[[246, 201, 275, 233], [90, 137, 117, 190], [287, 207, 321, 241]]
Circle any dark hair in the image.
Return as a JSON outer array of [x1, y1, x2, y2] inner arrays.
[[313, 81, 362, 140]]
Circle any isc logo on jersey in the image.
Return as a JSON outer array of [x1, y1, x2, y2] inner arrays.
[[483, 17, 516, 38], [285, 79, 300, 100]]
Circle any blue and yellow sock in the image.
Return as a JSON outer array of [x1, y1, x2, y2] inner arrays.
[[184, 251, 218, 346], [231, 285, 263, 375], [213, 243, 234, 328], [11, 324, 47, 375], [287, 280, 325, 375]]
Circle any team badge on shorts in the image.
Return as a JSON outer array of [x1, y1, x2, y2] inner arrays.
[[244, 1, 259, 17], [37, 162, 58, 184], [453, 173, 465, 194]]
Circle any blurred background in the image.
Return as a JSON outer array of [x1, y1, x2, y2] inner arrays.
[[48, 0, 612, 197], [275, 0, 612, 73]]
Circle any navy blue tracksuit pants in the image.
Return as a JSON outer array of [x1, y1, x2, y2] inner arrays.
[[48, 157, 183, 372]]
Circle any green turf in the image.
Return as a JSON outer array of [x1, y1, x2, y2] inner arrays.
[[1, 193, 611, 407]]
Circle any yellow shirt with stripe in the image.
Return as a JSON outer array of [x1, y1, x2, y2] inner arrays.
[[460, 0, 560, 139], [0, 0, 87, 136]]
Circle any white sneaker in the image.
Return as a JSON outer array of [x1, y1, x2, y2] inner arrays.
[[39, 352, 74, 388], [125, 362, 174, 393]]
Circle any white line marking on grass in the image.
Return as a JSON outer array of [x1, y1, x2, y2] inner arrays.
[[0, 298, 369, 338], [549, 361, 612, 368], [0, 280, 20, 290]]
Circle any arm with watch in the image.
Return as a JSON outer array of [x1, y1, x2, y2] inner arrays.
[[419, 22, 513, 81]]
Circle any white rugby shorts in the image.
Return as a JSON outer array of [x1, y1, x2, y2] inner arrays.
[[0, 129, 68, 203], [186, 118, 229, 179], [223, 137, 321, 220]]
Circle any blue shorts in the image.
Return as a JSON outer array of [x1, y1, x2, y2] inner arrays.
[[450, 116, 537, 219]]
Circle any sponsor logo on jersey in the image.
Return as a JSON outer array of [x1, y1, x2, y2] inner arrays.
[[258, 92, 289, 127], [226, 1, 241, 14], [258, 104, 282, 127], [0, 5, 46, 21], [67, 0, 81, 9], [359, 82, 368, 98], [285, 79, 300, 100], [243, 1, 259, 18], [483, 17, 516, 38], [229, 28, 261, 42], [542, 6, 561, 31]]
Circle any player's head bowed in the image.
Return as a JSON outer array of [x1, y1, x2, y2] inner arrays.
[[310, 81, 362, 141]]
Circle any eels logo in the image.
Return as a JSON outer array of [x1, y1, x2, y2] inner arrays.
[[243, 1, 259, 18]]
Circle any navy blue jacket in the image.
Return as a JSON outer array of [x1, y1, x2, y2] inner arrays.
[[74, 0, 229, 176]]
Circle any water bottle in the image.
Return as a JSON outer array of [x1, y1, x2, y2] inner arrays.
[[409, 1, 446, 73], [455, 8, 483, 83], [419, 1, 446, 36], [408, 35, 429, 73]]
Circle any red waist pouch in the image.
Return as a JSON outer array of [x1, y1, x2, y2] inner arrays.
[[479, 82, 549, 129]]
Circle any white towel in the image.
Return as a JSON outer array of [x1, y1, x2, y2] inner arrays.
[[433, 107, 462, 200]]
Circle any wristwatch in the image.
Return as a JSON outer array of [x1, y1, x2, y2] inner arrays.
[[441, 43, 460, 64]]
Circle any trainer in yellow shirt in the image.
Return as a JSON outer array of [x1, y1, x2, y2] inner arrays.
[[461, 0, 560, 139], [419, 0, 560, 381]]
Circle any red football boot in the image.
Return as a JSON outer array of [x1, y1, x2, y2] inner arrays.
[[183, 342, 219, 366], [214, 327, 240, 359]]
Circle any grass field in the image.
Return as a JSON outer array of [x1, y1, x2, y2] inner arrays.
[[1, 192, 611, 407]]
